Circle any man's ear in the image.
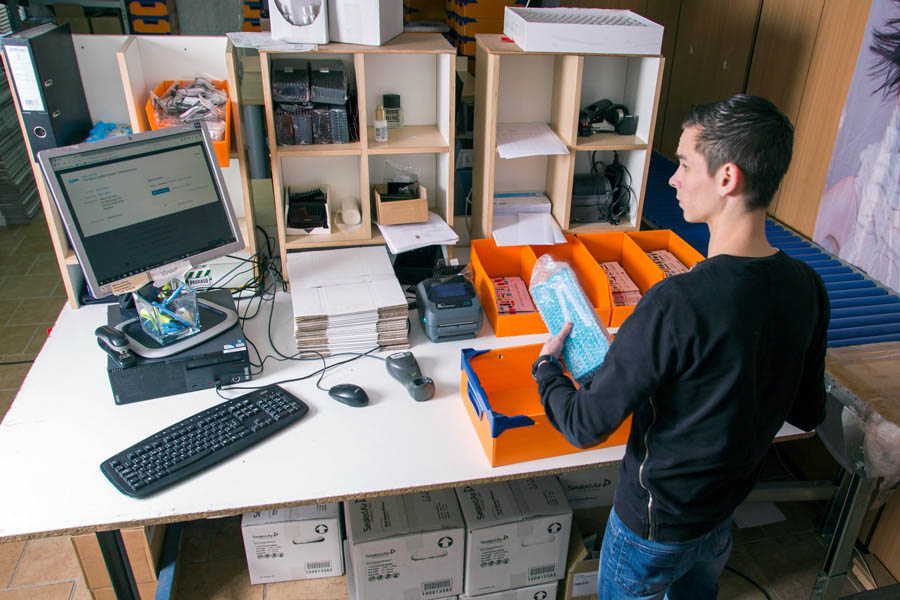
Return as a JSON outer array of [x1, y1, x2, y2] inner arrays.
[[716, 162, 742, 197]]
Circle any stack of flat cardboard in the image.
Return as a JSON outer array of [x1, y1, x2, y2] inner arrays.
[[0, 74, 38, 224], [287, 246, 409, 356]]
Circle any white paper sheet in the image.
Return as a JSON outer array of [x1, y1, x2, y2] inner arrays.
[[226, 31, 316, 52], [377, 212, 458, 254], [496, 122, 570, 159], [492, 213, 566, 247]]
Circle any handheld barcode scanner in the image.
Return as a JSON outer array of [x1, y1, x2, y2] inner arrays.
[[386, 351, 435, 401]]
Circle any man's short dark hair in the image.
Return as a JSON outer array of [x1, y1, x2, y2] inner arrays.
[[681, 95, 794, 211]]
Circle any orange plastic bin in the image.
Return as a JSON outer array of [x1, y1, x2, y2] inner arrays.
[[145, 79, 231, 167], [577, 232, 663, 327], [460, 345, 631, 467]]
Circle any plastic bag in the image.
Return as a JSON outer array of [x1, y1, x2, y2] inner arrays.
[[529, 254, 612, 383]]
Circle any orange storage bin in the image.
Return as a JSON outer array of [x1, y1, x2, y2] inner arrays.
[[577, 232, 663, 328], [145, 79, 231, 167], [127, 0, 175, 17], [242, 2, 261, 18], [242, 18, 261, 31], [447, 0, 527, 19], [469, 238, 545, 337], [131, 15, 176, 33], [530, 235, 612, 327], [626, 230, 706, 274], [461, 345, 631, 467]]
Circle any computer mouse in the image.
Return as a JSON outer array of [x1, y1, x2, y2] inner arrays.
[[328, 384, 369, 407]]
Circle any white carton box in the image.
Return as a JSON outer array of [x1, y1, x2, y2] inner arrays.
[[460, 581, 557, 600], [345, 489, 465, 600], [270, 0, 329, 44], [456, 476, 572, 596], [503, 7, 663, 55], [328, 0, 403, 46], [557, 465, 619, 510], [241, 503, 343, 585]]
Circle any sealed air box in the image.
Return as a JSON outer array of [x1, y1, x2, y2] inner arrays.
[[502, 7, 663, 55], [460, 344, 630, 467], [557, 466, 619, 510], [345, 490, 465, 600], [459, 581, 557, 599], [241, 504, 343, 585], [456, 476, 572, 596]]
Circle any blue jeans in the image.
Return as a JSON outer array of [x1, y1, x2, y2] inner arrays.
[[597, 507, 733, 600]]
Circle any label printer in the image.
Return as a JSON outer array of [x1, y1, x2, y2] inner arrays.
[[415, 276, 482, 342]]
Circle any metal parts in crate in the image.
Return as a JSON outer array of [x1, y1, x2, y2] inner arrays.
[[415, 275, 482, 342]]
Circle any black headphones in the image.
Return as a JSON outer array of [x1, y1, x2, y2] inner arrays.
[[578, 99, 637, 137]]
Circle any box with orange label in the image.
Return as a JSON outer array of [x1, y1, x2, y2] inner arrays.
[[460, 344, 631, 467], [576, 232, 662, 328], [145, 79, 231, 167], [470, 237, 612, 336], [626, 230, 706, 277]]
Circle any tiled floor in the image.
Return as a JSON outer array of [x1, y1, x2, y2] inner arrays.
[[0, 218, 895, 599]]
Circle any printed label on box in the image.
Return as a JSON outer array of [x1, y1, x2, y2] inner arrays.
[[572, 571, 597, 597]]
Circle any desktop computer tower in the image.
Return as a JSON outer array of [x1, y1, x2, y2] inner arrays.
[[0, 22, 93, 158], [105, 290, 252, 405]]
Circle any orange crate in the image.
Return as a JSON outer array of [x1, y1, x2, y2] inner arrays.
[[131, 15, 177, 33], [145, 79, 231, 167], [447, 0, 526, 19], [461, 345, 631, 467], [626, 230, 706, 274], [242, 3, 261, 18], [127, 0, 175, 17], [576, 232, 663, 327], [242, 18, 261, 31], [530, 235, 612, 326], [469, 238, 545, 337]]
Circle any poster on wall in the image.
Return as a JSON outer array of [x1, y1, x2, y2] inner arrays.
[[814, 0, 900, 293]]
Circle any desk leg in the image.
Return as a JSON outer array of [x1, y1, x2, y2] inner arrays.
[[811, 469, 879, 600], [96, 530, 139, 600]]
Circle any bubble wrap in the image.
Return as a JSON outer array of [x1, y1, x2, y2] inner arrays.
[[529, 254, 612, 383]]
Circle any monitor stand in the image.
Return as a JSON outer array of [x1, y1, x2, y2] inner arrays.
[[113, 294, 239, 359]]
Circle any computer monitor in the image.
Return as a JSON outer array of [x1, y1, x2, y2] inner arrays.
[[37, 123, 246, 357]]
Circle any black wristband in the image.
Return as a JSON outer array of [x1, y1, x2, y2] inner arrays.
[[532, 354, 563, 381]]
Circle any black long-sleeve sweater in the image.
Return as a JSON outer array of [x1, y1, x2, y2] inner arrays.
[[536, 251, 829, 542]]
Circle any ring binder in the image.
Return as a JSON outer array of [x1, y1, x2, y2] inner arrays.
[[0, 23, 92, 159]]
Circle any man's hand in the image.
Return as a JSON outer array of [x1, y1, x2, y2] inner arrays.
[[539, 322, 572, 358]]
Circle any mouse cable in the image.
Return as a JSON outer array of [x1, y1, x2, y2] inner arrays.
[[214, 344, 385, 400], [723, 565, 772, 600]]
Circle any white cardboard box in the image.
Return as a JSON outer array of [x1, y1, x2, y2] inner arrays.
[[241, 504, 343, 585], [345, 540, 459, 600], [270, 0, 329, 44], [345, 489, 465, 600], [456, 476, 572, 597], [557, 465, 619, 510], [502, 7, 663, 55], [328, 0, 403, 46], [460, 581, 557, 600]]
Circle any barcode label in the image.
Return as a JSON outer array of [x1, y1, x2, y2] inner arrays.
[[422, 578, 453, 596], [305, 560, 333, 574], [528, 564, 556, 581]]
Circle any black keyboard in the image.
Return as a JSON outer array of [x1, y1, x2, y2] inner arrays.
[[101, 385, 309, 498]]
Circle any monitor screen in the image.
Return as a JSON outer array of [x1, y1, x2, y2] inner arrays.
[[37, 124, 244, 299]]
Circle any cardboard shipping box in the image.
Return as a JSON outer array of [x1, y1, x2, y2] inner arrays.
[[71, 525, 166, 599], [557, 465, 619, 510], [460, 581, 557, 600], [456, 476, 573, 597], [561, 508, 611, 600], [345, 489, 465, 600], [241, 503, 343, 585]]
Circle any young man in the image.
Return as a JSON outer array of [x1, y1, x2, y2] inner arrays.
[[533, 95, 829, 599]]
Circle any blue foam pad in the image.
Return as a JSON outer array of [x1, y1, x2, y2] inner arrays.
[[531, 264, 611, 383]]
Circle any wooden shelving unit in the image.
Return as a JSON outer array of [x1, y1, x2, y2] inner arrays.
[[471, 34, 664, 240], [258, 33, 456, 279]]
